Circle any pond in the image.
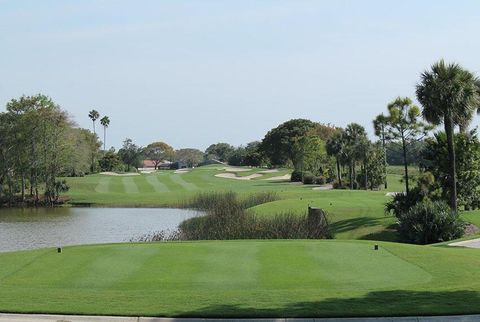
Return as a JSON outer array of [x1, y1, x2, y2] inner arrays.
[[0, 207, 199, 252]]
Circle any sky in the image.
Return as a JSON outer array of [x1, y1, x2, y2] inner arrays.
[[1, 0, 480, 151]]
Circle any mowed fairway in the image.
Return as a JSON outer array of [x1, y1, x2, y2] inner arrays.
[[65, 166, 480, 241], [0, 240, 480, 317], [66, 166, 293, 206]]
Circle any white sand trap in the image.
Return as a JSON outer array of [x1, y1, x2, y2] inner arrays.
[[140, 170, 155, 174], [100, 172, 139, 176], [449, 238, 480, 248], [215, 173, 263, 180], [174, 168, 191, 174], [312, 184, 334, 191], [262, 174, 291, 181], [258, 169, 279, 174], [224, 167, 252, 172], [385, 192, 402, 197]]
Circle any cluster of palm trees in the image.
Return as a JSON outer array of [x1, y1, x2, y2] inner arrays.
[[326, 123, 383, 190], [88, 109, 110, 151], [326, 60, 480, 211]]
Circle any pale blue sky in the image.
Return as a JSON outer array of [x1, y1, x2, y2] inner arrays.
[[1, 0, 480, 150]]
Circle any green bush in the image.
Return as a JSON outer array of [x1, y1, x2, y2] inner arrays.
[[332, 180, 345, 189], [315, 176, 326, 185], [291, 170, 303, 182], [396, 200, 465, 244], [302, 172, 315, 184]]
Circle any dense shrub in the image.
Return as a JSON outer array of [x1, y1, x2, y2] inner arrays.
[[315, 176, 326, 185], [332, 180, 346, 189], [291, 170, 303, 182], [385, 191, 424, 218], [395, 200, 464, 244], [302, 171, 315, 184]]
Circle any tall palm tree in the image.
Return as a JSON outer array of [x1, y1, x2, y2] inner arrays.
[[88, 110, 100, 136], [373, 113, 388, 189], [100, 116, 110, 151], [326, 132, 345, 187], [416, 60, 480, 210], [343, 123, 368, 189]]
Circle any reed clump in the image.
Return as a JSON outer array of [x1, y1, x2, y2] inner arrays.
[[138, 191, 332, 241]]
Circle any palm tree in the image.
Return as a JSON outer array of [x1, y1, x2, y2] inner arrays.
[[373, 113, 388, 189], [326, 132, 345, 187], [343, 123, 368, 189], [100, 116, 110, 151], [416, 60, 480, 210], [88, 110, 100, 136]]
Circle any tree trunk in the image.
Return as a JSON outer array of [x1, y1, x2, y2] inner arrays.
[[364, 161, 368, 190], [353, 162, 357, 189], [21, 173, 25, 202], [349, 162, 353, 190], [336, 157, 342, 187], [382, 131, 387, 189], [445, 115, 458, 211], [401, 135, 409, 195]]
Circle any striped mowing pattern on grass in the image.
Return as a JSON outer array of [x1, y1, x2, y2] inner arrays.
[[122, 177, 140, 194], [95, 177, 111, 193], [0, 240, 465, 317], [145, 175, 170, 192], [170, 174, 198, 191]]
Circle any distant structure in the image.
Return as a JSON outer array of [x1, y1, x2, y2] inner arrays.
[[140, 159, 172, 170]]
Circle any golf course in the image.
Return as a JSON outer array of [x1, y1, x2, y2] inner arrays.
[[1, 166, 480, 317]]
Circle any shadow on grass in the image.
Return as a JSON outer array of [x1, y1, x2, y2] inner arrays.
[[359, 224, 400, 242], [175, 290, 480, 318], [330, 216, 383, 234]]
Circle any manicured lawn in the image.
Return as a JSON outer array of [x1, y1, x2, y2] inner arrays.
[[0, 240, 479, 317]]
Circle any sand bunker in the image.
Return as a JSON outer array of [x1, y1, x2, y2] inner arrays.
[[258, 169, 279, 174], [224, 167, 253, 172], [215, 173, 263, 180], [262, 174, 291, 181], [312, 184, 333, 191], [449, 238, 480, 248], [385, 192, 402, 197], [174, 168, 191, 174], [100, 172, 140, 176]]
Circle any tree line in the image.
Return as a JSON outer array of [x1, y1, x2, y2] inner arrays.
[[0, 95, 99, 206]]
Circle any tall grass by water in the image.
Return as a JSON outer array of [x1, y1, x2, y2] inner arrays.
[[140, 191, 332, 241], [186, 190, 279, 211]]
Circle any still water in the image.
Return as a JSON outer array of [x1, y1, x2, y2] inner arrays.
[[0, 207, 199, 252]]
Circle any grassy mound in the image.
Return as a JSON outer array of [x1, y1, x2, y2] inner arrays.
[[0, 240, 480, 317]]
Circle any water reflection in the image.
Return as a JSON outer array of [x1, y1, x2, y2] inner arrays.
[[0, 207, 198, 252]]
